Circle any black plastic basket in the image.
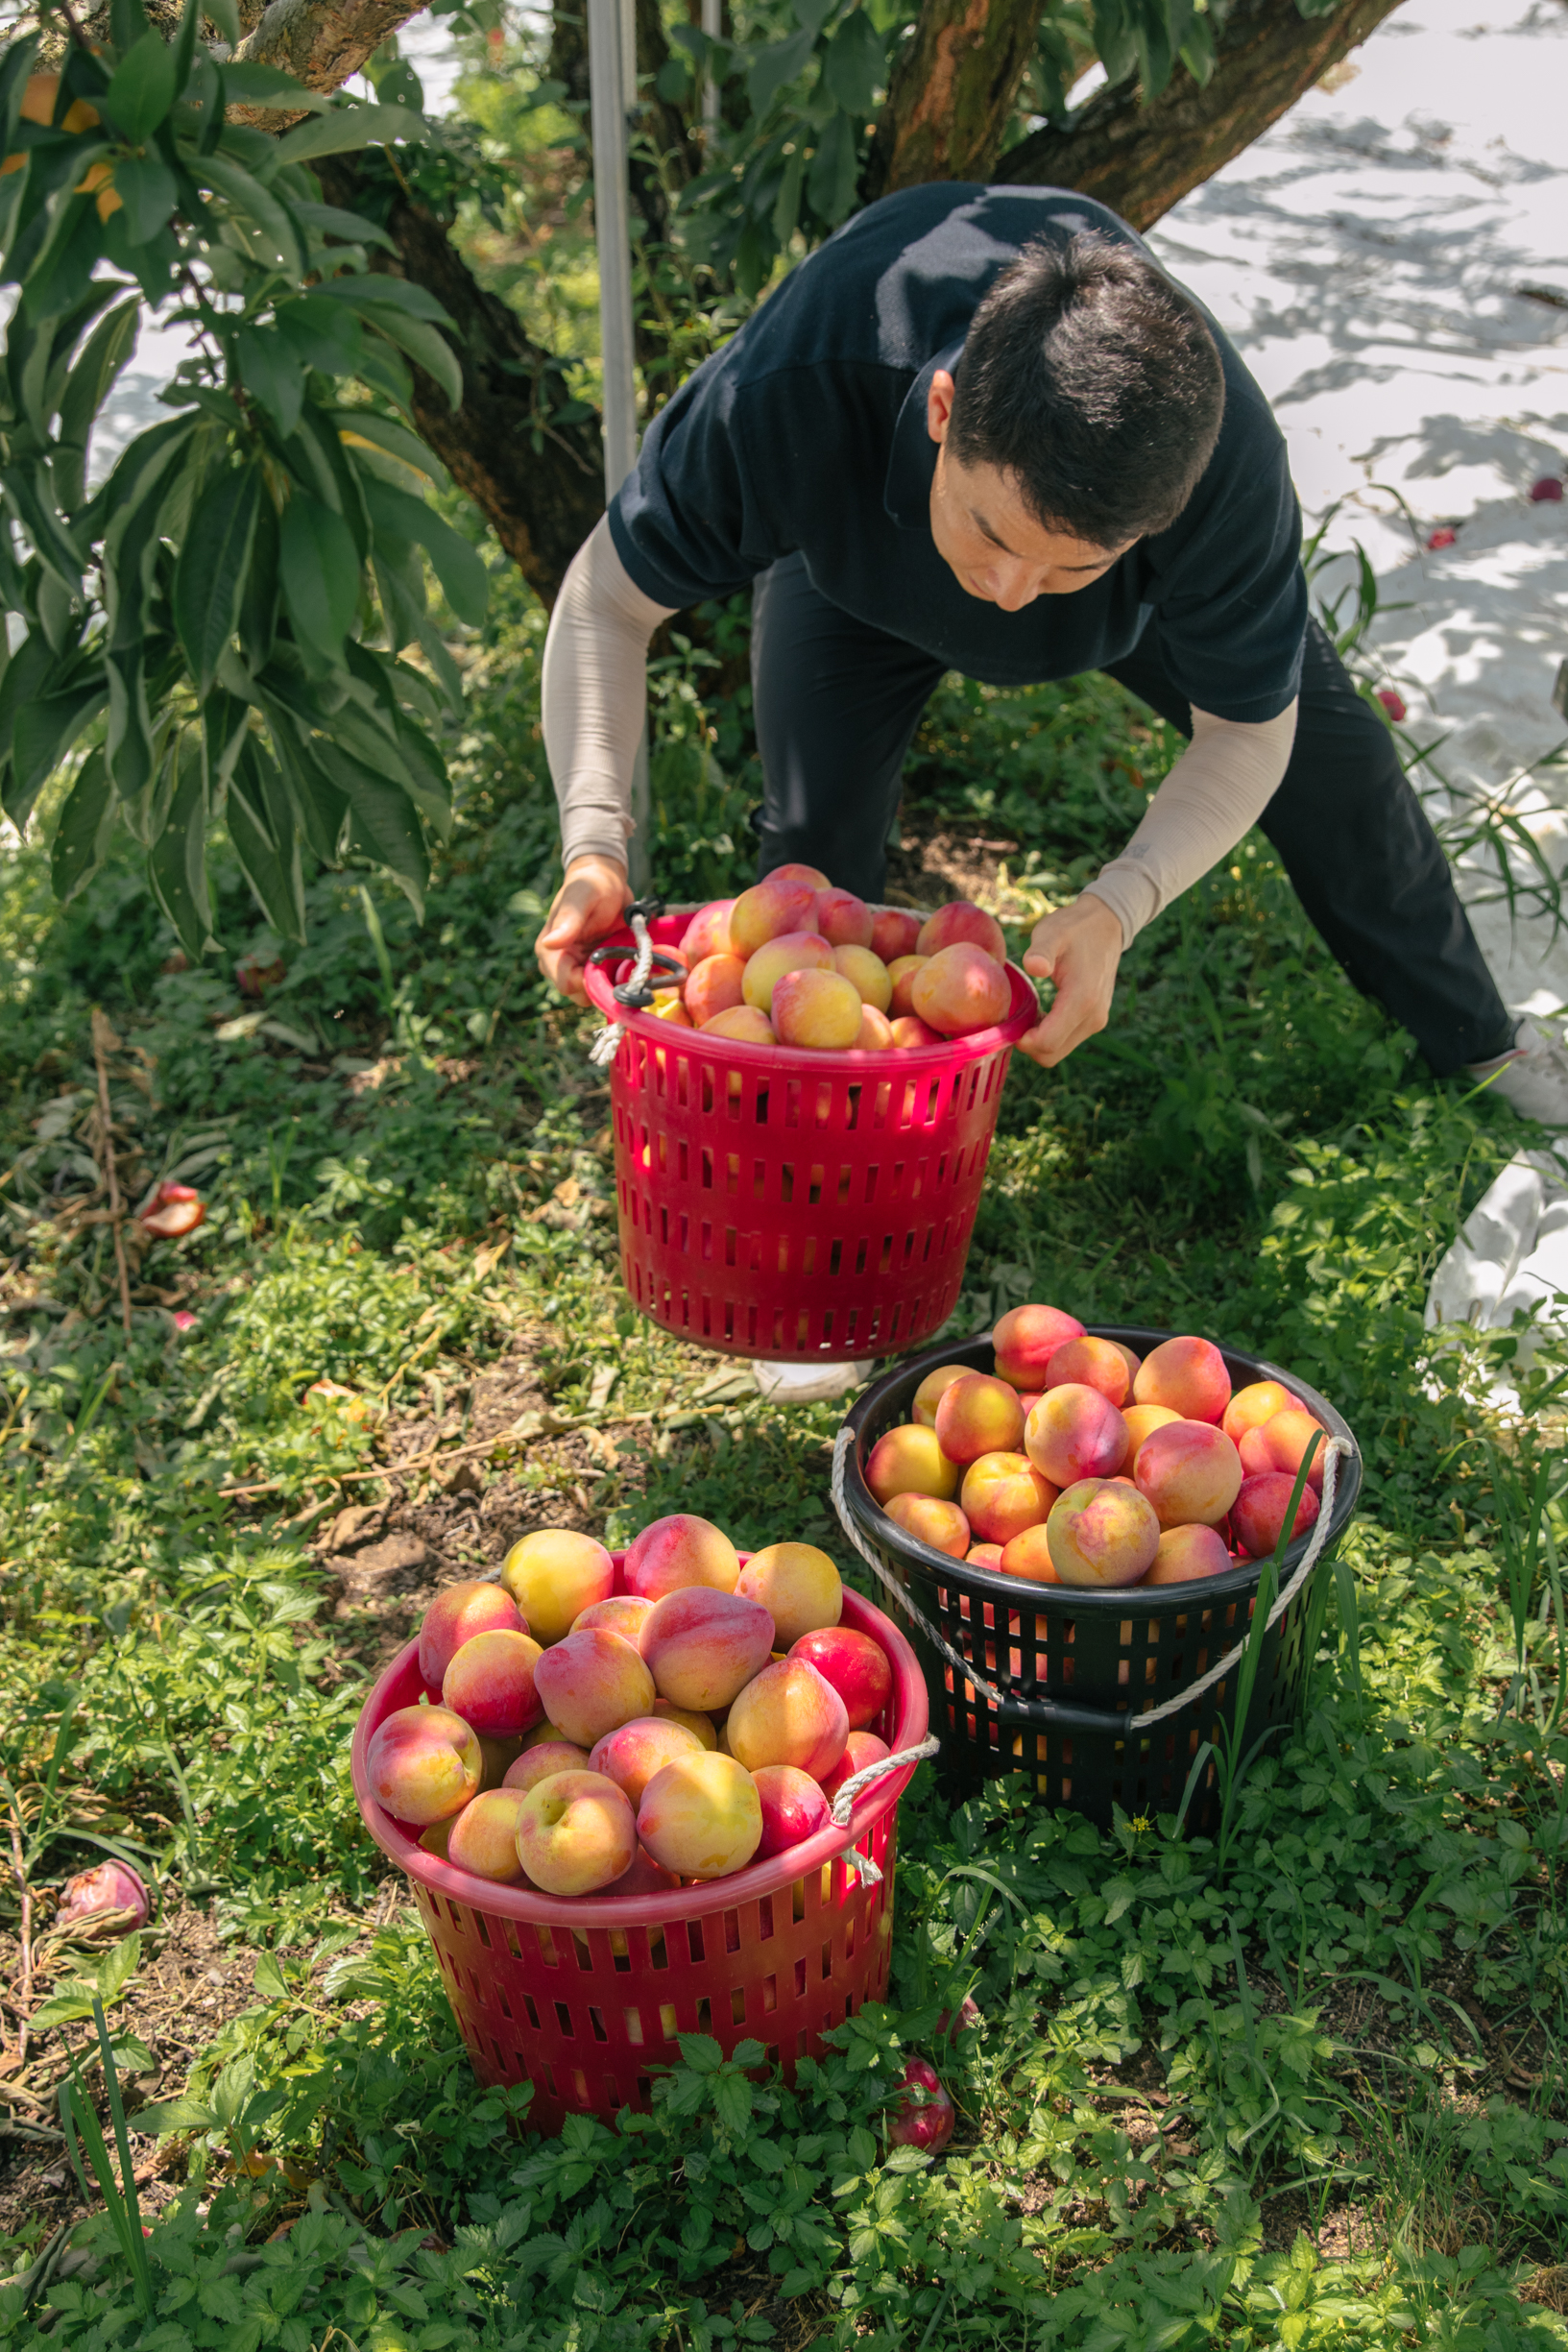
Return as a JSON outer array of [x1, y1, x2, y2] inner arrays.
[[832, 1326, 1362, 1830]]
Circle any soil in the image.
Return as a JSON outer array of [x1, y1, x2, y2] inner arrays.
[[0, 1902, 279, 2265]]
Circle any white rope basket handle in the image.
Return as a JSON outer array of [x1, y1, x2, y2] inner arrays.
[[831, 1422, 1352, 1737], [1124, 1435, 1350, 1729], [827, 1735, 940, 1888], [588, 905, 657, 1068]]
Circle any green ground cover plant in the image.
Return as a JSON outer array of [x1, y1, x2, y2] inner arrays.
[[4, 527, 1568, 2343]]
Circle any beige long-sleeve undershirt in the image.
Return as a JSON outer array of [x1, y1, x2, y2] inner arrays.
[[542, 515, 1300, 945]]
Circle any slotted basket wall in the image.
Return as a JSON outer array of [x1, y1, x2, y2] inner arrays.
[[351, 1583, 929, 2137], [834, 1328, 1361, 1831], [585, 912, 1036, 1361]]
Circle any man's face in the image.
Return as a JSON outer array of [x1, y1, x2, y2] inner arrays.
[[926, 369, 1132, 611]]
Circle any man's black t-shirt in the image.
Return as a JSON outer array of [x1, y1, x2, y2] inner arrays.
[[609, 183, 1306, 724]]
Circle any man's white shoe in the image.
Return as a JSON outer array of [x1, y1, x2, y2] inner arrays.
[[1470, 1018, 1568, 1126], [751, 1358, 875, 1403]]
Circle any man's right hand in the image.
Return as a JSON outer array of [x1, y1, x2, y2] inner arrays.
[[536, 856, 633, 1004]]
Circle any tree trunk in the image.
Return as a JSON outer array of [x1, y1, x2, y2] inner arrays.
[[229, 0, 424, 118], [865, 0, 1044, 201], [318, 159, 606, 608], [992, 0, 1407, 228]]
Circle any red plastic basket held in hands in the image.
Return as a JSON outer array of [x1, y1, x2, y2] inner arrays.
[[584, 907, 1037, 1362], [351, 1583, 932, 2137]]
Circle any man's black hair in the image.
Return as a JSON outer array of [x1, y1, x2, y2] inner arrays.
[[948, 230, 1226, 549]]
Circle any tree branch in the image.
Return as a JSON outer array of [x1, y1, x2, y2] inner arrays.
[[993, 0, 1408, 229], [865, 0, 1044, 200], [231, 0, 424, 97]]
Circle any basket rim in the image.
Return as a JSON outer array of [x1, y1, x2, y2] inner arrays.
[[350, 1585, 930, 1927], [585, 909, 1038, 1068], [839, 1323, 1363, 1617]]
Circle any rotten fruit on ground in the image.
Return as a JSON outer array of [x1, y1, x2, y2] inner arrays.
[[887, 2056, 956, 2153], [139, 1181, 205, 1239], [57, 1859, 149, 1933]]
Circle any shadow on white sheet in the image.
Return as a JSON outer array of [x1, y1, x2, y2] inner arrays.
[[1425, 1148, 1568, 1406]]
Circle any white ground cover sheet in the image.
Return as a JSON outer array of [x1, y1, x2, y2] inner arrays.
[[1146, 0, 1568, 1028]]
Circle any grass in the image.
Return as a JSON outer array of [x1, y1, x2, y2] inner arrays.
[[4, 548, 1568, 2346]]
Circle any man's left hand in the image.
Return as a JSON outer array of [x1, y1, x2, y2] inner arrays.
[[1020, 893, 1124, 1067]]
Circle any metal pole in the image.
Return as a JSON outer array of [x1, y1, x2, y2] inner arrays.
[[702, 0, 721, 133], [588, 0, 651, 891]]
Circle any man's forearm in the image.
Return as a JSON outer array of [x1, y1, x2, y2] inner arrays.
[[541, 514, 676, 873], [1083, 699, 1300, 947]]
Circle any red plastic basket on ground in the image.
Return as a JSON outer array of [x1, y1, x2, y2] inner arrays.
[[351, 1583, 929, 2137], [585, 912, 1037, 1361]]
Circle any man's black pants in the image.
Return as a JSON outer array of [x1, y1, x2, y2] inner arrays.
[[750, 551, 1514, 1076]]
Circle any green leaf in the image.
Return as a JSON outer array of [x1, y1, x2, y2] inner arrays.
[[311, 273, 453, 326], [2, 462, 84, 596], [1179, 10, 1216, 82], [203, 0, 240, 44], [10, 681, 108, 829], [55, 296, 139, 514], [0, 34, 42, 148], [173, 464, 260, 700], [218, 61, 331, 112], [110, 155, 179, 244], [279, 492, 361, 651], [229, 734, 307, 938], [365, 307, 464, 412], [273, 103, 429, 167], [51, 746, 115, 903], [823, 12, 883, 116], [129, 2092, 215, 2137], [253, 1951, 288, 2000], [808, 109, 857, 226], [294, 197, 398, 254], [95, 1933, 143, 2006], [271, 293, 365, 378], [771, 146, 805, 247], [360, 476, 487, 624], [201, 150, 303, 275], [307, 735, 428, 910], [336, 408, 449, 490], [147, 732, 210, 956], [232, 324, 304, 435], [747, 26, 814, 115], [106, 29, 180, 143]]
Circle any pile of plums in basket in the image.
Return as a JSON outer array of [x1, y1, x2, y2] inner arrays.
[[866, 1304, 1328, 1588], [649, 874, 1014, 1052], [365, 1518, 898, 1896]]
